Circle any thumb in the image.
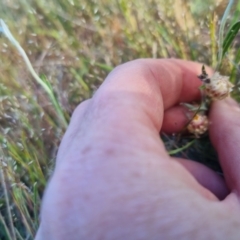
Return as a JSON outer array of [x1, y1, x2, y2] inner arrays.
[[209, 98, 240, 195]]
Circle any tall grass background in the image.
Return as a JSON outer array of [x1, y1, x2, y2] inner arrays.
[[0, 0, 240, 239]]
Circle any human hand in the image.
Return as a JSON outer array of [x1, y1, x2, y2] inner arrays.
[[35, 59, 240, 240]]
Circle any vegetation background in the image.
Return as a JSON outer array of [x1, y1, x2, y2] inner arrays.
[[0, 0, 239, 239]]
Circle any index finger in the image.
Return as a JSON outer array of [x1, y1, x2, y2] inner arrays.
[[62, 59, 210, 159], [92, 59, 208, 130]]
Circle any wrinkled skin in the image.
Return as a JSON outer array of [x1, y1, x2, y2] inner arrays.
[[35, 59, 240, 240]]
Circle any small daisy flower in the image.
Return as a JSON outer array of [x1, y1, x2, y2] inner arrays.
[[187, 113, 209, 137], [203, 72, 234, 100]]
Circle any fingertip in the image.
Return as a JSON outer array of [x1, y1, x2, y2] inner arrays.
[[209, 97, 240, 194], [162, 105, 189, 133], [169, 59, 214, 77], [168, 59, 214, 102], [209, 97, 240, 141]]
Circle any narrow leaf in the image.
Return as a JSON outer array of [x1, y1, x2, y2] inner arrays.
[[216, 0, 235, 70], [223, 21, 240, 57]]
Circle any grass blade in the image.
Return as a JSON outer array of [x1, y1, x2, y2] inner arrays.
[[0, 19, 68, 128], [222, 21, 240, 57], [0, 157, 17, 240], [216, 0, 235, 70], [0, 212, 12, 240]]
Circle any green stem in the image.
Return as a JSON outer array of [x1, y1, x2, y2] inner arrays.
[[168, 140, 195, 155]]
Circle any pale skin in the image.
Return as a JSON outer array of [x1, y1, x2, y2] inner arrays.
[[35, 59, 240, 240]]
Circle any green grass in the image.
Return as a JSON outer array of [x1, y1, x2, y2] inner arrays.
[[0, 0, 239, 238]]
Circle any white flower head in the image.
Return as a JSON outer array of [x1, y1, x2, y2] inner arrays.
[[187, 113, 209, 137], [204, 72, 234, 100]]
